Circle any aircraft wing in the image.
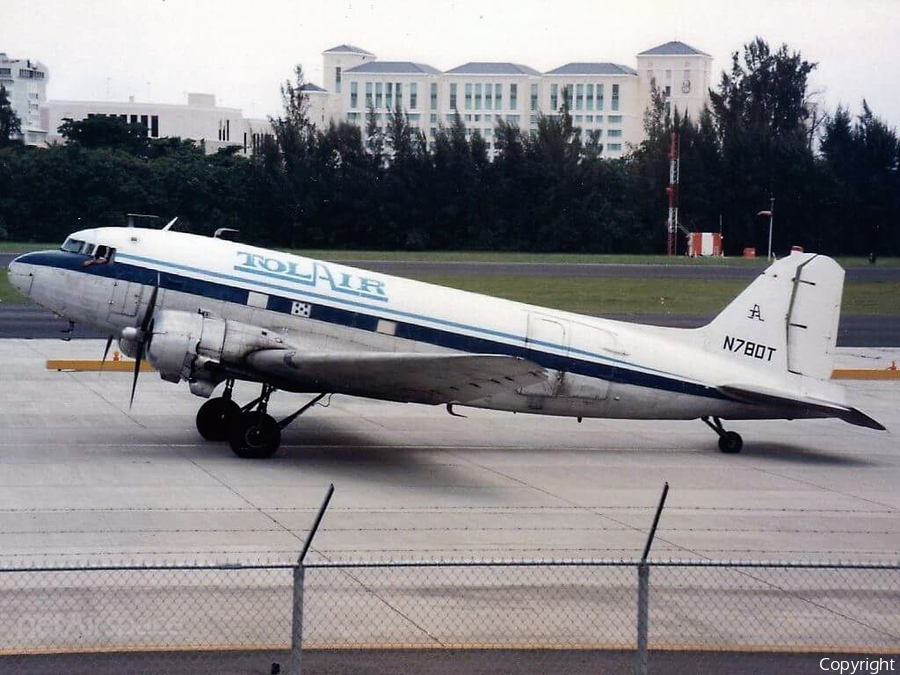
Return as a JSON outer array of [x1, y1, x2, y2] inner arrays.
[[717, 384, 886, 431], [244, 350, 548, 405]]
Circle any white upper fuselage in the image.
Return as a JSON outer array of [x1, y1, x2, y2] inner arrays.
[[7, 226, 849, 422]]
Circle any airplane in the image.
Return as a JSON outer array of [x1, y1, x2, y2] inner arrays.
[[7, 225, 884, 458]]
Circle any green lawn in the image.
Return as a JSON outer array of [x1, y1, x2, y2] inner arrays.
[[2, 242, 897, 267], [406, 275, 900, 316]]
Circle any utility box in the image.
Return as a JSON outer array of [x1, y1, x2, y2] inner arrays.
[[688, 232, 723, 257]]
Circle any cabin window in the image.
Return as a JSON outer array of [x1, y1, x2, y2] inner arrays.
[[94, 245, 114, 263], [82, 244, 115, 267]]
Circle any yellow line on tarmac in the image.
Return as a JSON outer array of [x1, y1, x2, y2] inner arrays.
[[4, 642, 898, 656], [45, 359, 154, 372], [832, 368, 900, 380], [0, 643, 289, 657], [44, 361, 898, 379]]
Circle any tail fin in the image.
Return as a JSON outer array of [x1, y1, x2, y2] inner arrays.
[[701, 252, 844, 381]]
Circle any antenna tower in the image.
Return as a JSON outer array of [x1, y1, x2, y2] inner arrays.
[[666, 132, 680, 256]]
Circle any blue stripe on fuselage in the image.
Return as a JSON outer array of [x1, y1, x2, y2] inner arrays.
[[21, 250, 725, 401]]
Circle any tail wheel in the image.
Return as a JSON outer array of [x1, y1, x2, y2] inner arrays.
[[196, 398, 241, 441], [230, 411, 281, 459], [718, 431, 743, 454]]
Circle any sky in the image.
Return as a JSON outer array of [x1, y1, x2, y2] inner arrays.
[[5, 0, 900, 127]]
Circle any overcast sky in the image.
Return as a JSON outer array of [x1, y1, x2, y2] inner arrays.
[[6, 0, 899, 128]]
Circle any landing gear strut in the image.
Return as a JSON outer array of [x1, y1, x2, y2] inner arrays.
[[195, 381, 330, 459], [701, 416, 743, 454]]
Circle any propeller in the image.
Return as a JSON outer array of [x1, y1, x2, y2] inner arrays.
[[129, 273, 161, 408], [99, 335, 114, 373]]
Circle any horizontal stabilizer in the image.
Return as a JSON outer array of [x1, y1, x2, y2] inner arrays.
[[246, 350, 547, 405], [718, 384, 886, 431]]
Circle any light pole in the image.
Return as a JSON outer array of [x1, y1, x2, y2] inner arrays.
[[757, 196, 774, 261]]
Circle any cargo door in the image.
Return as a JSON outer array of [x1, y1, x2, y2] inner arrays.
[[108, 279, 144, 318]]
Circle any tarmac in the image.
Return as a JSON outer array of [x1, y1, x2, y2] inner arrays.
[[1, 339, 898, 673], [1, 338, 898, 566]]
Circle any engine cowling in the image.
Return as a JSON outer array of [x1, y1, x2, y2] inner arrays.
[[143, 310, 290, 390]]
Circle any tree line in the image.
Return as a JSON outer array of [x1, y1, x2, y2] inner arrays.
[[0, 38, 897, 256]]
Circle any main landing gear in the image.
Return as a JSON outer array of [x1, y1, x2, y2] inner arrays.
[[701, 416, 743, 454], [195, 380, 327, 459]]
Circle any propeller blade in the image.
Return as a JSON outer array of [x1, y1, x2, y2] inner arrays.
[[129, 350, 142, 409], [141, 273, 160, 333], [99, 335, 113, 373], [130, 272, 161, 409]]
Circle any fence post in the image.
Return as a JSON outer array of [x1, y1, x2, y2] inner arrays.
[[290, 564, 306, 675], [635, 562, 650, 675], [634, 482, 668, 675], [290, 484, 335, 675]]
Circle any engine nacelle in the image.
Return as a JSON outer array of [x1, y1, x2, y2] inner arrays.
[[144, 310, 289, 390]]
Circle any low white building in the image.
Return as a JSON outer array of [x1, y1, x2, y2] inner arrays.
[[0, 52, 50, 146], [45, 93, 272, 155]]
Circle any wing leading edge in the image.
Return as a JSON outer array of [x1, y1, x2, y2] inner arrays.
[[245, 350, 547, 405]]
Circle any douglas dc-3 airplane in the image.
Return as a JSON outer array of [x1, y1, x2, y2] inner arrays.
[[7, 225, 884, 458]]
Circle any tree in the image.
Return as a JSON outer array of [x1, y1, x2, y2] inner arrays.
[[0, 85, 22, 146], [261, 65, 321, 247], [820, 101, 900, 255], [57, 116, 149, 155], [708, 38, 817, 254]]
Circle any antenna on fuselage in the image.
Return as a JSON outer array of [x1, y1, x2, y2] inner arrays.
[[213, 228, 240, 241], [162, 217, 178, 231]]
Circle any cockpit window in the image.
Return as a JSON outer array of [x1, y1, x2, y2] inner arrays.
[[83, 243, 95, 256], [61, 238, 85, 253]]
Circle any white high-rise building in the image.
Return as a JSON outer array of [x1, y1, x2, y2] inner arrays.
[[314, 40, 713, 157], [0, 53, 50, 146], [636, 41, 713, 122]]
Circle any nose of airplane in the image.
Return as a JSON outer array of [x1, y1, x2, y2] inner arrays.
[[7, 253, 36, 298]]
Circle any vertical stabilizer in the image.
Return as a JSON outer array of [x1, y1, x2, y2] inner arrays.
[[701, 253, 844, 382]]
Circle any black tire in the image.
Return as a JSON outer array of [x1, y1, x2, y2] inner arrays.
[[718, 431, 743, 454], [196, 398, 241, 441], [229, 411, 281, 459]]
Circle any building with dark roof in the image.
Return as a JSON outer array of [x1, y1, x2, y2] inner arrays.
[[316, 40, 712, 157], [346, 61, 443, 75], [546, 63, 638, 76], [323, 44, 376, 56], [638, 41, 711, 57], [445, 62, 542, 76], [635, 41, 713, 126]]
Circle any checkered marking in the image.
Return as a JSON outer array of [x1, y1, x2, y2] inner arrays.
[[291, 301, 312, 318]]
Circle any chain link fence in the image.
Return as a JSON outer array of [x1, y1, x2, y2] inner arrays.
[[1, 559, 898, 674]]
